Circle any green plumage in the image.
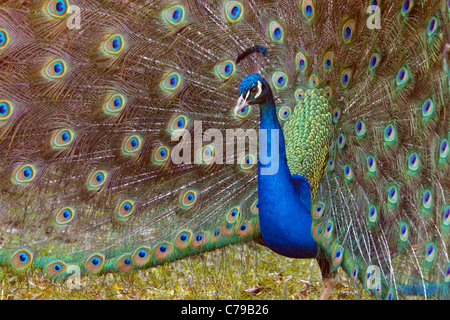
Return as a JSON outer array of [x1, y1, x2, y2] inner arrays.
[[0, 0, 449, 299]]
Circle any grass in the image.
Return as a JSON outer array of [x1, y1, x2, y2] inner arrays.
[[0, 242, 372, 300]]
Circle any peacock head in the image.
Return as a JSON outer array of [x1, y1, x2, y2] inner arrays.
[[234, 73, 270, 115]]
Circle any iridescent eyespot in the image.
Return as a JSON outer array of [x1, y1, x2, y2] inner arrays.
[[332, 245, 344, 267], [122, 135, 142, 154], [312, 202, 325, 220], [201, 145, 215, 162], [337, 134, 346, 149], [355, 120, 366, 137], [444, 206, 450, 227], [323, 52, 334, 71], [333, 107, 341, 123], [225, 1, 243, 22], [324, 86, 332, 99], [344, 165, 353, 180], [181, 190, 197, 208], [11, 250, 33, 270], [301, 0, 315, 21], [55, 207, 75, 225], [88, 170, 107, 189], [0, 100, 13, 120], [0, 29, 9, 49], [240, 155, 255, 170], [227, 207, 240, 223], [279, 107, 291, 120], [175, 230, 192, 248], [341, 69, 352, 87], [51, 129, 74, 148], [369, 53, 381, 70], [217, 60, 235, 79], [422, 99, 434, 118], [169, 115, 188, 133], [295, 88, 304, 101], [46, 0, 69, 18], [399, 222, 409, 241], [324, 221, 334, 240], [192, 232, 208, 249], [46, 260, 67, 276], [309, 74, 320, 88], [13, 165, 36, 184], [295, 52, 307, 72], [269, 21, 284, 42], [103, 34, 124, 54], [236, 104, 251, 118], [312, 225, 322, 242], [370, 0, 378, 13], [342, 20, 355, 43], [408, 153, 419, 172], [401, 0, 414, 15], [396, 67, 410, 86], [388, 186, 398, 205], [116, 255, 133, 273], [86, 254, 104, 274], [425, 242, 436, 262], [384, 124, 396, 143], [444, 263, 450, 283], [427, 17, 438, 37], [327, 159, 335, 171], [329, 140, 335, 150], [367, 156, 376, 173], [153, 242, 173, 260], [351, 267, 358, 282], [44, 59, 67, 78], [272, 72, 288, 90], [104, 94, 126, 114], [237, 222, 252, 237], [440, 139, 449, 159], [154, 146, 170, 163], [251, 199, 259, 215], [164, 5, 185, 25], [368, 205, 377, 223], [118, 200, 134, 218], [161, 72, 181, 91], [132, 247, 151, 266], [422, 190, 432, 210]]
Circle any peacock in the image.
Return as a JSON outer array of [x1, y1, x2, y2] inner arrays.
[[0, 0, 448, 300]]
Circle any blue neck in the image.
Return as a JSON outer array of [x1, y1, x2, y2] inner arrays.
[[258, 90, 317, 258]]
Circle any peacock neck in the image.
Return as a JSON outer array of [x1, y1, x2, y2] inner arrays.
[[258, 90, 317, 259]]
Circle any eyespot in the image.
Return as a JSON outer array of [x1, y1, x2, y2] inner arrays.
[[192, 232, 208, 249], [323, 52, 334, 71], [295, 52, 308, 72], [55, 207, 75, 225], [44, 59, 67, 78], [421, 99, 434, 118], [269, 21, 284, 42], [104, 94, 126, 114], [85, 254, 104, 274], [295, 88, 304, 101], [272, 72, 288, 90], [341, 69, 352, 88], [368, 205, 377, 223], [301, 0, 315, 21], [384, 124, 396, 143], [45, 0, 69, 18], [181, 190, 197, 208], [169, 115, 188, 133], [332, 108, 341, 124], [51, 128, 74, 148], [351, 266, 358, 283], [132, 247, 151, 266], [370, 0, 378, 13], [279, 107, 291, 121], [324, 86, 332, 99], [217, 60, 235, 79], [396, 67, 410, 86], [175, 230, 192, 248], [355, 120, 366, 137], [401, 0, 414, 15], [251, 199, 259, 214], [329, 140, 335, 151], [88, 170, 107, 189], [0, 29, 10, 49], [427, 17, 438, 37], [116, 254, 133, 273], [399, 222, 409, 241], [152, 242, 173, 261], [13, 165, 36, 184], [0, 100, 13, 120], [386, 288, 396, 300], [342, 20, 355, 43], [444, 263, 450, 283], [201, 145, 215, 162], [440, 139, 449, 159], [164, 5, 185, 25], [225, 1, 243, 22], [327, 158, 335, 171], [337, 134, 346, 149], [118, 200, 134, 218], [425, 242, 436, 262], [367, 156, 376, 174], [309, 74, 320, 88], [324, 221, 334, 240], [103, 34, 124, 54], [388, 186, 399, 205], [226, 207, 240, 223], [122, 135, 142, 154], [154, 146, 170, 163], [236, 104, 251, 118], [344, 165, 353, 181], [312, 202, 325, 220], [161, 72, 181, 91], [369, 53, 381, 70], [46, 260, 67, 276], [408, 153, 420, 172], [422, 190, 432, 210], [312, 225, 323, 243], [11, 250, 33, 270], [443, 206, 450, 227], [237, 222, 252, 237], [332, 245, 344, 267], [240, 155, 255, 170]]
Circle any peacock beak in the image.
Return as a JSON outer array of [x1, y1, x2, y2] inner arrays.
[[234, 92, 250, 116]]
